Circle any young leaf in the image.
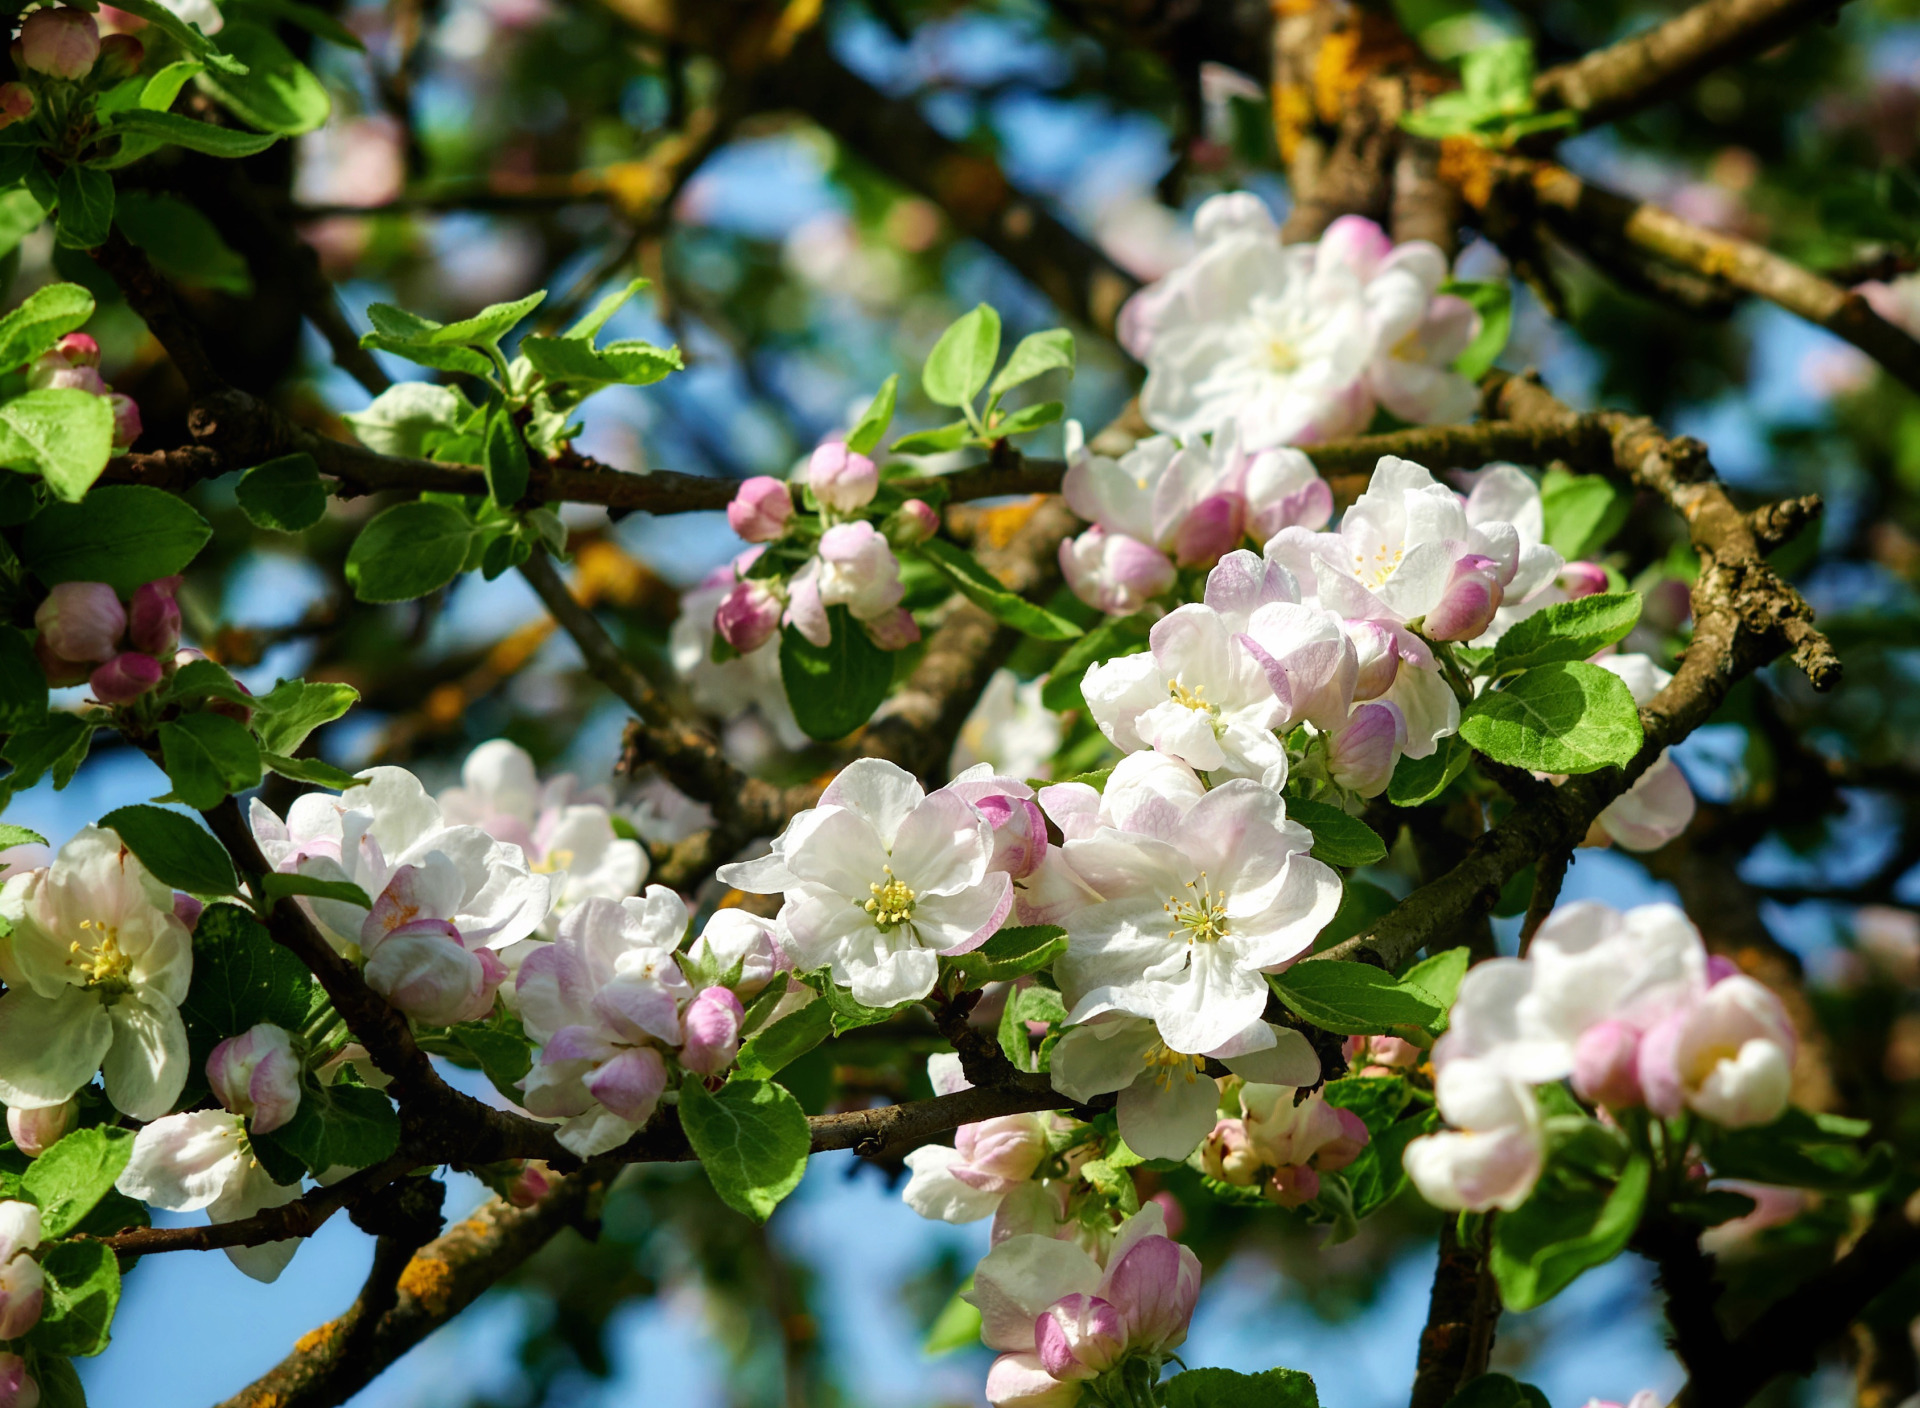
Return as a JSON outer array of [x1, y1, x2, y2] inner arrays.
[[192, 22, 330, 136], [252, 678, 359, 755], [261, 752, 365, 789], [141, 60, 205, 110], [1163, 1368, 1320, 1408], [0, 282, 93, 372], [734, 999, 835, 1080], [259, 871, 374, 910], [940, 925, 1068, 992], [25, 1238, 121, 1357], [157, 713, 263, 808], [1286, 797, 1387, 868], [1488, 593, 1642, 677], [429, 290, 546, 349], [345, 500, 473, 603], [0, 389, 116, 502], [993, 400, 1064, 436], [917, 538, 1084, 641], [98, 804, 240, 897], [0, 822, 47, 849], [105, 109, 280, 159], [236, 453, 329, 532], [922, 304, 1001, 410], [988, 328, 1075, 399], [483, 407, 530, 506], [519, 335, 680, 389], [260, 1081, 401, 1176], [341, 383, 470, 457], [889, 421, 971, 456], [54, 166, 115, 250], [0, 627, 47, 728], [998, 983, 1066, 1071], [778, 608, 895, 741], [1490, 1155, 1649, 1310], [1458, 661, 1644, 774], [1401, 947, 1469, 1028], [563, 275, 649, 340], [679, 1077, 811, 1223], [1268, 960, 1442, 1035], [1387, 733, 1472, 806], [19, 485, 212, 594], [179, 902, 319, 1040], [115, 192, 253, 295], [108, 0, 247, 70], [1540, 468, 1628, 560], [923, 1282, 983, 1356], [21, 1127, 135, 1238], [845, 374, 898, 456], [1, 712, 93, 791], [1441, 279, 1512, 382]]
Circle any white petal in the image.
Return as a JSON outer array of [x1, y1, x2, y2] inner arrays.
[[102, 995, 190, 1122], [0, 987, 110, 1110]]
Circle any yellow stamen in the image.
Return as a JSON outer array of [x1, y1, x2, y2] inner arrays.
[[1162, 872, 1230, 946], [862, 864, 917, 930], [70, 919, 135, 993], [1143, 1040, 1207, 1090]]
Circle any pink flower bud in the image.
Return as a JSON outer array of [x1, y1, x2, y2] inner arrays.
[[816, 520, 905, 619], [506, 1160, 556, 1208], [976, 793, 1047, 880], [0, 1351, 36, 1408], [862, 605, 921, 650], [1147, 1189, 1185, 1236], [96, 30, 141, 78], [1572, 1019, 1644, 1108], [207, 1023, 303, 1135], [585, 1045, 669, 1123], [1201, 1119, 1261, 1185], [128, 575, 182, 655], [1059, 526, 1176, 616], [6, 1100, 75, 1157], [1266, 1163, 1321, 1208], [952, 1113, 1048, 1187], [714, 579, 783, 653], [985, 1353, 1079, 1408], [1035, 1293, 1126, 1381], [1312, 1107, 1370, 1172], [679, 986, 746, 1077], [808, 440, 878, 514], [30, 359, 106, 395], [35, 581, 125, 664], [108, 392, 141, 449], [1102, 1233, 1201, 1353], [726, 476, 793, 542], [1171, 492, 1246, 568], [1558, 562, 1609, 599], [1424, 554, 1505, 642], [1706, 954, 1740, 986], [32, 633, 88, 687], [206, 677, 254, 726], [90, 650, 162, 704], [172, 893, 203, 930], [18, 7, 98, 79], [1348, 620, 1400, 701], [0, 83, 32, 129], [53, 334, 98, 368], [883, 498, 940, 547], [1327, 701, 1406, 797]]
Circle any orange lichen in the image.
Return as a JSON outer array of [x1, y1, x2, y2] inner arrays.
[[293, 1319, 342, 1356], [399, 1255, 459, 1315], [1439, 137, 1497, 210], [976, 496, 1042, 549]]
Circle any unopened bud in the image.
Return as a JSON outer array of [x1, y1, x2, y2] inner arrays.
[[127, 575, 181, 656], [1326, 701, 1406, 798], [1200, 1119, 1262, 1186], [1035, 1293, 1126, 1381], [1312, 1107, 1370, 1172], [725, 475, 793, 543], [207, 1023, 303, 1135], [108, 392, 141, 449], [1265, 1163, 1321, 1208], [90, 650, 162, 704], [715, 579, 783, 654], [1347, 620, 1400, 701], [1557, 561, 1609, 599], [0, 83, 31, 130], [807, 441, 878, 514], [679, 986, 746, 1077], [18, 7, 99, 80], [5, 1100, 75, 1158], [35, 580, 125, 664], [1572, 1019, 1644, 1109], [0, 1349, 36, 1408], [1424, 554, 1504, 642], [52, 333, 98, 368], [1171, 492, 1245, 568], [95, 30, 141, 78], [862, 605, 921, 650], [883, 497, 940, 548], [506, 1160, 556, 1208], [976, 792, 1047, 880]]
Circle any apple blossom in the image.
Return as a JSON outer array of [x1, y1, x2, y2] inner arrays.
[[952, 670, 1063, 784], [34, 581, 125, 665], [1053, 774, 1341, 1056], [1347, 619, 1401, 700], [716, 758, 1013, 1007], [679, 986, 746, 1077], [0, 1352, 32, 1408], [1239, 602, 1362, 735], [360, 862, 511, 1025], [90, 650, 163, 704], [96, 30, 142, 79], [5, 1098, 75, 1157], [1059, 525, 1177, 617], [116, 1109, 303, 1282], [1326, 701, 1407, 797], [726, 475, 793, 541], [1424, 553, 1505, 641], [669, 560, 808, 751], [0, 1202, 42, 1340], [18, 7, 99, 80], [884, 498, 941, 547], [903, 1108, 1054, 1223], [784, 521, 907, 647], [1639, 974, 1795, 1128], [207, 1023, 303, 1135], [0, 826, 192, 1122], [1036, 1293, 1126, 1380], [685, 908, 791, 997], [128, 575, 182, 656], [1403, 1059, 1545, 1212], [808, 440, 878, 514], [513, 889, 693, 1156]]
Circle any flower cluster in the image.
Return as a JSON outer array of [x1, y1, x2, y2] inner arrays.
[[4, 7, 147, 130], [29, 333, 141, 450], [714, 440, 932, 655], [1405, 901, 1797, 1212], [1200, 1079, 1370, 1208], [0, 1202, 42, 1408], [33, 575, 181, 703]]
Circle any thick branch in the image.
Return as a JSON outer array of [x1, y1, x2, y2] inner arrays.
[[1410, 1217, 1501, 1408]]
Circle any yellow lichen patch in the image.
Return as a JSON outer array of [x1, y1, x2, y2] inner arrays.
[[1272, 82, 1312, 163], [294, 1319, 343, 1356], [977, 496, 1042, 549], [424, 683, 466, 728], [1440, 137, 1497, 210], [1313, 27, 1360, 124], [574, 540, 668, 611], [399, 1255, 459, 1316]]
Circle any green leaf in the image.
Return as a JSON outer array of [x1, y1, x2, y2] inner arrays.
[[805, 973, 913, 1036], [1458, 661, 1644, 774], [54, 167, 113, 250], [193, 21, 330, 135], [993, 400, 1064, 436], [19, 485, 211, 594], [170, 656, 257, 709], [0, 282, 93, 372], [0, 626, 46, 728], [141, 60, 206, 110], [922, 1281, 982, 1356], [259, 871, 374, 910], [1442, 279, 1513, 382], [922, 304, 1001, 410], [252, 678, 359, 755], [888, 422, 971, 455], [941, 925, 1068, 992], [259, 1081, 400, 1177], [1489, 593, 1642, 677], [998, 983, 1066, 1071], [158, 713, 262, 808], [98, 804, 239, 897], [1, 712, 93, 790], [25, 1238, 121, 1357], [180, 901, 318, 1040], [1701, 1108, 1895, 1193], [0, 187, 45, 264], [1387, 733, 1472, 806], [0, 389, 115, 502], [1041, 611, 1152, 712], [359, 334, 492, 379], [846, 374, 898, 457], [260, 752, 364, 789], [1163, 1367, 1320, 1408], [1491, 1155, 1649, 1310], [346, 500, 473, 603], [1401, 947, 1469, 1030], [22, 1127, 134, 1238], [229, 0, 366, 49], [104, 109, 279, 159], [481, 407, 531, 507], [562, 275, 648, 340], [29, 1355, 87, 1408], [778, 607, 895, 741], [1269, 960, 1442, 1035], [341, 382, 470, 457], [1444, 1375, 1551, 1408], [113, 191, 252, 295], [1286, 797, 1387, 867], [519, 334, 680, 389], [679, 1077, 811, 1222], [917, 538, 1083, 640], [444, 1015, 534, 1103], [236, 453, 328, 532], [0, 822, 47, 848], [1540, 467, 1629, 560], [735, 999, 834, 1080], [988, 329, 1074, 399], [1323, 1078, 1424, 1216], [107, 0, 247, 71]]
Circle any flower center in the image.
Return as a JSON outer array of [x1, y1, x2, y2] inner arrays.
[[71, 919, 134, 995], [530, 848, 574, 876], [1353, 541, 1405, 589], [1265, 336, 1300, 374], [1143, 1040, 1207, 1090], [1166, 678, 1216, 715], [864, 865, 917, 930], [1164, 873, 1230, 946], [1390, 325, 1427, 362]]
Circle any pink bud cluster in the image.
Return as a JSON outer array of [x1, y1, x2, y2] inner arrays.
[[9, 7, 144, 104], [29, 333, 143, 449], [714, 439, 925, 656], [1199, 1083, 1370, 1207], [33, 574, 182, 703]]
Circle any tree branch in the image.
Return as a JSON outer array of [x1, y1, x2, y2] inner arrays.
[[1410, 1216, 1501, 1408]]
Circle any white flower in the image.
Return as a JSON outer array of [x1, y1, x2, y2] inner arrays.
[[952, 669, 1063, 782], [1640, 974, 1796, 1128], [513, 889, 693, 1157], [439, 739, 648, 921], [0, 827, 192, 1122], [1403, 1059, 1544, 1212], [716, 759, 1014, 1007], [117, 1110, 302, 1282], [1052, 772, 1341, 1054], [1121, 193, 1375, 448], [668, 559, 808, 751], [1081, 603, 1290, 787], [1587, 656, 1695, 852], [1049, 1014, 1320, 1160]]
